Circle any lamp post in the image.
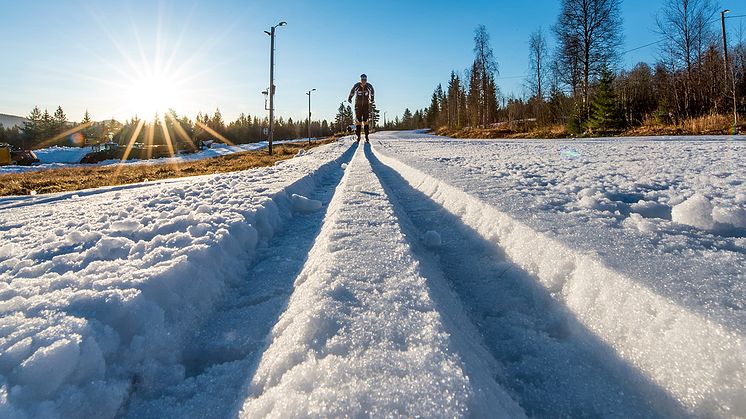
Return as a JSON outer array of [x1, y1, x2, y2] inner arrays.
[[264, 21, 286, 154], [306, 88, 316, 145], [721, 10, 738, 134]]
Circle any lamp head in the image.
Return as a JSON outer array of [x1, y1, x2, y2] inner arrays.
[[723, 9, 731, 13], [278, 21, 287, 27]]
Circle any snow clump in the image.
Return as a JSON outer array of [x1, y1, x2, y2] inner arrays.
[[292, 193, 322, 212]]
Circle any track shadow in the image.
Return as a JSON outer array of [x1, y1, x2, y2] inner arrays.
[[121, 142, 358, 418], [365, 143, 689, 418]]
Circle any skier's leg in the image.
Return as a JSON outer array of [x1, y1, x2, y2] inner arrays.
[[355, 106, 362, 141], [362, 106, 370, 142]]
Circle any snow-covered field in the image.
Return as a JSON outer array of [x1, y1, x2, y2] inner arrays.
[[0, 139, 313, 175], [0, 132, 744, 418]]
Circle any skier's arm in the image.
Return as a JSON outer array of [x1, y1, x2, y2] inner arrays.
[[369, 84, 375, 103], [348, 84, 358, 103]]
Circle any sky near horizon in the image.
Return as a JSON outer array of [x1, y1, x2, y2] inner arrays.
[[0, 0, 740, 124]]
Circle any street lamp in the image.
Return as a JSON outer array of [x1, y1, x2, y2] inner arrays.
[[306, 88, 316, 145], [264, 21, 286, 154], [721, 10, 738, 134]]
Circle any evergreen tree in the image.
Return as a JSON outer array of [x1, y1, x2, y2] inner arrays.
[[588, 67, 625, 133], [402, 108, 413, 129], [21, 106, 43, 148], [81, 110, 93, 143], [426, 89, 440, 128], [370, 102, 380, 128], [334, 103, 347, 132], [209, 108, 225, 135], [53, 106, 67, 137], [41, 109, 53, 142]]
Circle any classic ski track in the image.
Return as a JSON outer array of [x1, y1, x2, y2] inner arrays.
[[366, 144, 686, 418], [120, 140, 359, 418], [238, 143, 525, 417], [370, 140, 746, 417]]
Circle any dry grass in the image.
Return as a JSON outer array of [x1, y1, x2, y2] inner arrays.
[[437, 114, 742, 140], [624, 114, 741, 136], [435, 124, 569, 139], [0, 140, 334, 197]]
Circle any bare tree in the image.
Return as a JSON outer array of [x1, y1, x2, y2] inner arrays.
[[656, 0, 719, 116], [553, 0, 623, 115], [527, 28, 549, 100], [472, 25, 500, 126]]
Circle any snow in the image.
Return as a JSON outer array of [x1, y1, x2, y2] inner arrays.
[[671, 193, 716, 229], [290, 193, 322, 213], [423, 230, 441, 247], [0, 139, 353, 418], [239, 143, 523, 417], [372, 131, 746, 416], [1, 131, 744, 417]]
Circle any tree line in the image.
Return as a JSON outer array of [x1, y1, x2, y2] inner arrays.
[[419, 0, 745, 135], [1, 107, 336, 150]]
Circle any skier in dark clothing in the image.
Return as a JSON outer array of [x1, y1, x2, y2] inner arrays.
[[348, 74, 375, 142]]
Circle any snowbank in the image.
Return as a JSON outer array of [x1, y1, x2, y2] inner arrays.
[[0, 140, 353, 418]]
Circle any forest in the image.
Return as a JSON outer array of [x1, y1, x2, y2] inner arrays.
[[379, 0, 745, 136]]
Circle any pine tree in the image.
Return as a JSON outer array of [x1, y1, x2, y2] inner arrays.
[[53, 106, 67, 138], [370, 102, 380, 128], [402, 108, 413, 129], [41, 109, 53, 142], [588, 67, 625, 133], [426, 88, 440, 128], [21, 106, 43, 149]]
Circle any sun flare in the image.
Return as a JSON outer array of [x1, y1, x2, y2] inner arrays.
[[126, 73, 180, 119]]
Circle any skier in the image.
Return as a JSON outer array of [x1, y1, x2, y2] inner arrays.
[[348, 74, 375, 142]]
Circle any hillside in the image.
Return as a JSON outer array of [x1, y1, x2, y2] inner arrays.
[[0, 113, 27, 129]]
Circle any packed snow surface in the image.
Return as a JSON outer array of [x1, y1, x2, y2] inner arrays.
[[1, 131, 744, 418]]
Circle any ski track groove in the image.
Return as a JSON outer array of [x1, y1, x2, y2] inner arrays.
[[370, 137, 745, 417], [366, 144, 686, 418], [121, 141, 359, 418], [5, 133, 742, 417], [238, 142, 524, 417]]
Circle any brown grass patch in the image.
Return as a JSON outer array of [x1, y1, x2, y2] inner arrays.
[[624, 114, 742, 136], [0, 139, 335, 197], [435, 124, 569, 139]]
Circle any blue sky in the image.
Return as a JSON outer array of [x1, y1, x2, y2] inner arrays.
[[0, 0, 732, 123]]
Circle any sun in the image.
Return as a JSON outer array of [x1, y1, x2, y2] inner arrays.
[[126, 72, 180, 119]]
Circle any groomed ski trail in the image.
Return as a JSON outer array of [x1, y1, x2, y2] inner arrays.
[[366, 145, 686, 417], [239, 143, 525, 417], [370, 135, 745, 417], [122, 142, 359, 418]]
